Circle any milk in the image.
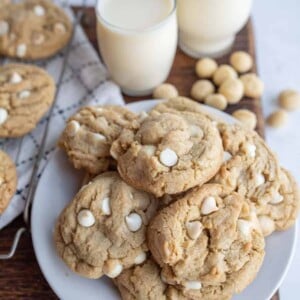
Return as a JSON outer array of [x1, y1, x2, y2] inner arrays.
[[96, 0, 177, 96], [177, 0, 252, 58]]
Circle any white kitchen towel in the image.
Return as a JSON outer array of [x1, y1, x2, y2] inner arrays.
[[0, 4, 124, 229]]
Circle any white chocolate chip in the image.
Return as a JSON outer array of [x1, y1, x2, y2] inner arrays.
[[160, 272, 167, 283], [159, 148, 178, 167], [91, 132, 106, 142], [258, 216, 275, 236], [18, 90, 31, 99], [134, 252, 147, 265], [125, 213, 142, 232], [67, 120, 80, 137], [189, 125, 203, 138], [0, 21, 9, 36], [184, 280, 202, 290], [245, 143, 256, 158], [54, 22, 67, 34], [139, 111, 148, 121], [16, 44, 27, 58], [270, 191, 284, 205], [223, 151, 232, 162], [237, 219, 252, 240], [77, 209, 95, 227], [0, 108, 8, 125], [101, 197, 111, 215], [34, 5, 45, 16], [254, 173, 265, 187], [143, 145, 156, 156], [186, 221, 203, 240], [201, 196, 218, 215], [10, 72, 22, 84], [104, 261, 123, 278]]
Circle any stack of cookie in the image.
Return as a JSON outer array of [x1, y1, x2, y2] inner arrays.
[[54, 97, 299, 300], [0, 0, 72, 212]]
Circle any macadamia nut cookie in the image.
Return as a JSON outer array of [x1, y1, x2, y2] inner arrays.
[[0, 150, 17, 214], [54, 172, 158, 279], [111, 111, 223, 197], [148, 184, 265, 298], [230, 51, 253, 73], [0, 63, 55, 137], [0, 0, 72, 60], [153, 83, 178, 100], [59, 105, 138, 175]]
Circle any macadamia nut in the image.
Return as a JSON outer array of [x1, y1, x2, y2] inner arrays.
[[240, 73, 264, 98], [232, 109, 257, 130], [153, 83, 179, 100], [267, 110, 288, 128], [278, 89, 300, 111], [230, 51, 253, 73], [213, 65, 237, 86], [204, 94, 227, 110], [219, 78, 244, 104], [191, 80, 215, 102], [195, 58, 218, 78]]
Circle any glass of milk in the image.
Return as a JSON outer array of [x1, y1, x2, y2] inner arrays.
[[96, 0, 177, 97], [177, 0, 253, 58]]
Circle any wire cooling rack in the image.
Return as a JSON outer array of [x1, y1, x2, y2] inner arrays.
[[0, 0, 88, 259]]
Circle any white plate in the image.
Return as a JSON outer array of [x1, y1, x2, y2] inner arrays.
[[31, 100, 297, 300]]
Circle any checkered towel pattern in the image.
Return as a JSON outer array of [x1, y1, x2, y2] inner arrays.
[[0, 3, 124, 229]]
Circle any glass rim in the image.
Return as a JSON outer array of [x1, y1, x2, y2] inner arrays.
[[96, 0, 177, 33]]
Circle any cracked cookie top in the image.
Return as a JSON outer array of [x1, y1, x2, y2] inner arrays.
[[0, 150, 17, 214], [147, 184, 265, 298], [0, 63, 55, 137], [58, 105, 139, 174], [0, 0, 72, 60], [54, 172, 158, 279], [111, 111, 223, 197]]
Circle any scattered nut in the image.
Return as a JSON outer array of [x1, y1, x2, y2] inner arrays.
[[213, 64, 237, 86], [219, 78, 244, 104], [232, 109, 257, 130], [230, 51, 253, 73], [204, 94, 227, 110], [195, 57, 218, 78], [278, 89, 300, 111], [153, 83, 178, 100], [240, 73, 264, 98], [267, 109, 288, 128], [191, 79, 215, 102]]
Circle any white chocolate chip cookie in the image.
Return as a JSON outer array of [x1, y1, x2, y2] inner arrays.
[[0, 0, 72, 60], [0, 63, 55, 137], [59, 105, 139, 174], [148, 184, 265, 298], [111, 111, 223, 197], [54, 172, 158, 279]]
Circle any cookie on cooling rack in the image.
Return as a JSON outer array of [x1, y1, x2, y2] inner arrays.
[[54, 172, 158, 279], [0, 0, 72, 60], [111, 111, 223, 197], [0, 63, 55, 137], [148, 183, 265, 299], [0, 150, 17, 214], [58, 105, 139, 175]]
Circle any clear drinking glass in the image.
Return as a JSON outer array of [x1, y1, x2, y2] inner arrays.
[[96, 0, 178, 97], [177, 0, 253, 58]]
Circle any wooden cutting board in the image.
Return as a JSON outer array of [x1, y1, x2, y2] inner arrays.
[[0, 7, 278, 300]]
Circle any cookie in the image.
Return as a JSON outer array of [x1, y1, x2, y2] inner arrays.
[[212, 123, 292, 235], [257, 168, 300, 236], [0, 150, 17, 213], [59, 105, 138, 175], [111, 111, 223, 197], [0, 63, 55, 137], [0, 0, 10, 7], [148, 184, 265, 298], [0, 0, 72, 60], [114, 259, 167, 300], [54, 172, 158, 279]]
